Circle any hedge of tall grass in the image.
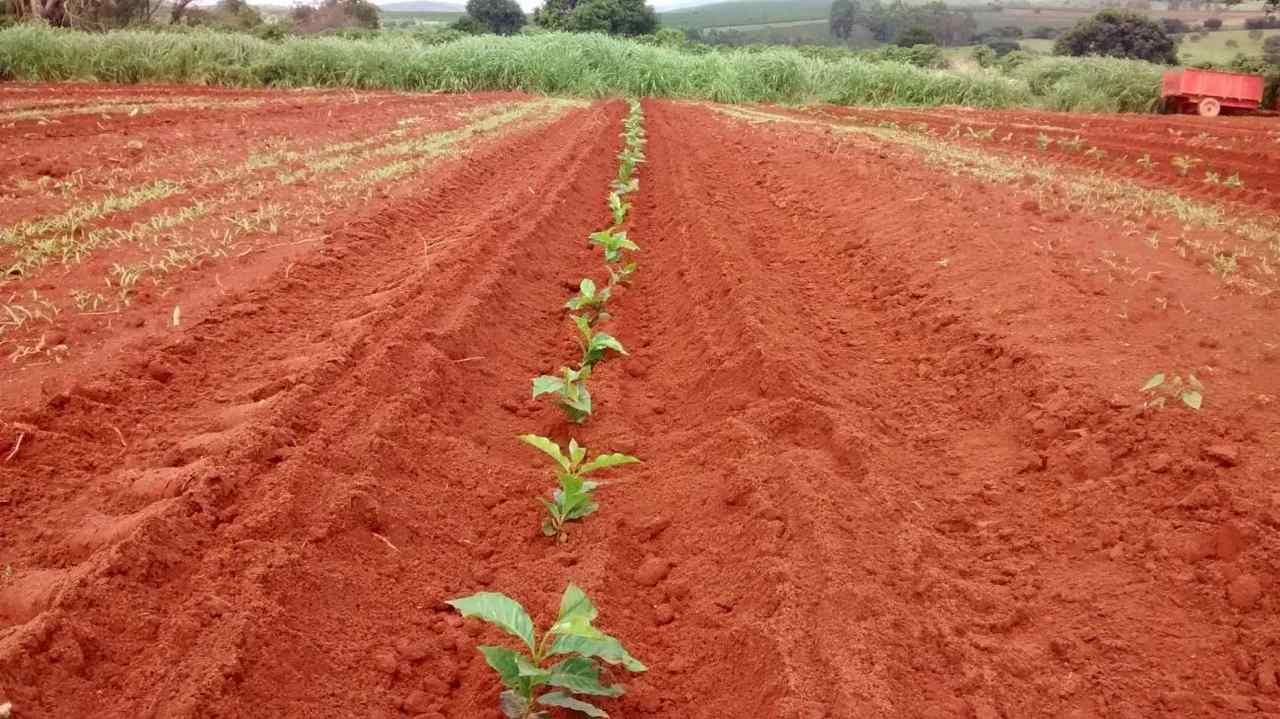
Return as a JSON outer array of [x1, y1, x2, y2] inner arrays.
[[0, 23, 1163, 112]]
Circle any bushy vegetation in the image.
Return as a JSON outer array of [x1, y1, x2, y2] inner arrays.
[[0, 23, 1167, 112], [1054, 10, 1178, 65]]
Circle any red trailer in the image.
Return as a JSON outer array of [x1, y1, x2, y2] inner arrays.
[[1161, 68, 1266, 117]]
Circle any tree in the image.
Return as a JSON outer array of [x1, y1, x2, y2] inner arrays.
[[830, 0, 857, 40], [1054, 10, 1178, 64], [1202, 17, 1221, 30], [1159, 17, 1188, 34], [535, 0, 655, 35], [895, 25, 935, 46], [1265, 35, 1280, 65], [451, 14, 486, 33], [290, 0, 379, 32], [465, 0, 525, 34]]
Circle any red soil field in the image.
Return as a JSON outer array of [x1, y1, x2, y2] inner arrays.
[[1, 88, 1279, 718]]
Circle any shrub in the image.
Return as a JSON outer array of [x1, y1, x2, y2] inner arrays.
[[895, 26, 936, 47], [465, 0, 526, 36], [1266, 36, 1280, 65], [986, 38, 1020, 56], [1203, 17, 1222, 30], [1056, 10, 1178, 64]]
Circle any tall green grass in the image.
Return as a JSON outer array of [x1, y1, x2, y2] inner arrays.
[[0, 24, 1163, 112]]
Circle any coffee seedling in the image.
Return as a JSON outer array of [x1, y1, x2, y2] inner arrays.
[[1035, 133, 1052, 151], [447, 584, 645, 719], [520, 434, 639, 540], [1136, 153, 1155, 170], [607, 193, 630, 226], [611, 175, 639, 195], [533, 364, 593, 423], [588, 228, 639, 263], [1058, 135, 1085, 153], [1141, 372, 1203, 410], [1172, 155, 1201, 177], [607, 262, 636, 288], [1225, 172, 1244, 189], [574, 314, 626, 367], [566, 278, 611, 326]]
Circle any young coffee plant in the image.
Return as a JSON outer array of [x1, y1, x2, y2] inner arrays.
[[607, 192, 630, 226], [610, 175, 639, 196], [1035, 132, 1052, 151], [588, 228, 639, 263], [1172, 154, 1201, 177], [1136, 153, 1155, 170], [607, 261, 636, 288], [533, 364, 593, 423], [520, 434, 639, 540], [1058, 135, 1085, 153], [1225, 172, 1245, 189], [1141, 372, 1204, 410], [447, 584, 646, 719], [566, 278, 611, 326], [574, 314, 626, 367]]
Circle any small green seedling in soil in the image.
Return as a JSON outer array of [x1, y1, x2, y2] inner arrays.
[[607, 262, 636, 288], [1058, 135, 1085, 153], [1203, 171, 1221, 185], [964, 126, 994, 141], [447, 584, 646, 719], [588, 228, 639, 263], [607, 192, 630, 226], [566, 278, 611, 326], [520, 434, 639, 540], [1225, 172, 1244, 188], [1172, 155, 1201, 177], [574, 314, 626, 367], [611, 176, 639, 195], [1212, 252, 1238, 277], [533, 364, 593, 423], [1141, 372, 1203, 410], [1136, 153, 1155, 170], [1084, 146, 1107, 160], [1035, 133, 1052, 151]]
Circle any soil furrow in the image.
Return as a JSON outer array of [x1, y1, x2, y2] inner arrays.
[[0, 100, 621, 717]]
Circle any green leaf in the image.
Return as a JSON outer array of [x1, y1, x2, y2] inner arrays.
[[537, 692, 609, 718], [1188, 373, 1204, 391], [515, 654, 551, 682], [478, 646, 525, 690], [580, 278, 596, 299], [591, 333, 628, 356], [547, 656, 623, 697], [579, 453, 640, 475], [447, 593, 536, 652], [520, 434, 570, 473], [557, 584, 598, 625], [1141, 373, 1165, 392], [549, 635, 647, 673], [565, 499, 599, 521], [1181, 390, 1203, 410], [573, 314, 593, 342], [532, 375, 565, 399], [568, 438, 586, 467]]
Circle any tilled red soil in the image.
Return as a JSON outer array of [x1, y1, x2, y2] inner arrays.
[[1, 94, 1278, 719], [791, 104, 1280, 215]]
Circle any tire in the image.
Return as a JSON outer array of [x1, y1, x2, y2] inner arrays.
[[1197, 97, 1221, 117]]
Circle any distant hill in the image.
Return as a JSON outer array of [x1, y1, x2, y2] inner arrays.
[[659, 0, 829, 30], [378, 1, 464, 11]]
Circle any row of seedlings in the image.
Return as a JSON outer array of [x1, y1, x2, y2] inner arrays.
[[447, 100, 650, 719]]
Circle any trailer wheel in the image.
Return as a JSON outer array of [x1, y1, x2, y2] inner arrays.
[[1197, 98, 1221, 117]]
